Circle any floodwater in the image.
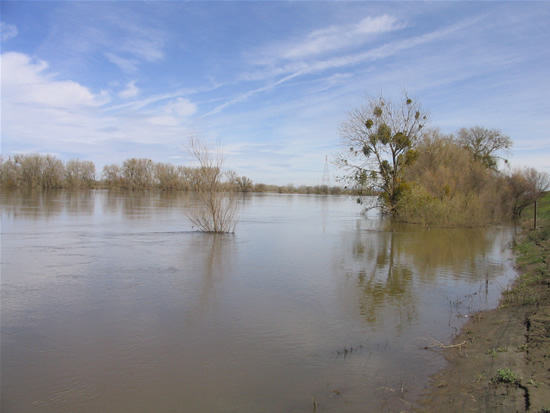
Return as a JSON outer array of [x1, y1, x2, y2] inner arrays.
[[1, 190, 518, 412]]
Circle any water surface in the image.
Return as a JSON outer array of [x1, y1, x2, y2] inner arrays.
[[1, 190, 518, 412]]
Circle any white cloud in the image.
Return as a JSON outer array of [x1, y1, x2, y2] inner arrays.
[[119, 80, 139, 99], [1, 52, 115, 159], [1, 52, 109, 107], [1, 22, 18, 41], [143, 98, 197, 127], [1, 53, 201, 158], [165, 97, 197, 117]]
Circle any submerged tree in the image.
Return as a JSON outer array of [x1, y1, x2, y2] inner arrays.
[[101, 164, 123, 188], [336, 92, 429, 214], [65, 159, 96, 188], [122, 158, 154, 189], [5, 154, 66, 189], [184, 135, 239, 233]]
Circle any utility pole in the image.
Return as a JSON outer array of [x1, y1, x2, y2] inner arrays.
[[534, 200, 537, 230], [321, 155, 331, 187]]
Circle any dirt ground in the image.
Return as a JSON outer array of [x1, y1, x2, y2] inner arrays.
[[416, 281, 550, 412]]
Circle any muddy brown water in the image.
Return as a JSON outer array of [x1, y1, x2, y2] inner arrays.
[[1, 190, 518, 412]]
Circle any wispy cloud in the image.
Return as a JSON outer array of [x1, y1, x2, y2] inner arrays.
[[119, 34, 164, 62], [205, 71, 304, 116], [1, 22, 18, 42], [211, 16, 481, 115], [105, 52, 139, 73], [102, 27, 164, 72], [42, 2, 166, 74], [102, 10, 166, 62], [108, 90, 194, 112], [276, 15, 405, 61], [118, 80, 139, 99]]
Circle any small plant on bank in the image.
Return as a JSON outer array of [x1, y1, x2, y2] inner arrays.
[[516, 344, 528, 352], [487, 348, 498, 358], [474, 372, 486, 383], [527, 378, 541, 388], [523, 295, 539, 306], [491, 368, 521, 385]]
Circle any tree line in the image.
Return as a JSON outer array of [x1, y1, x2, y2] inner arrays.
[[337, 93, 550, 226], [0, 153, 344, 195]]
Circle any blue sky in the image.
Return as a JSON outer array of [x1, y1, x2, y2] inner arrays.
[[1, 1, 549, 186]]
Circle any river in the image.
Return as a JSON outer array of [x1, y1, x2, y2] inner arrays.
[[0, 189, 518, 412]]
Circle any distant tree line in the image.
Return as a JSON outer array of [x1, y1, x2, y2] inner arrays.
[[0, 154, 96, 190], [337, 93, 550, 226], [0, 154, 345, 195]]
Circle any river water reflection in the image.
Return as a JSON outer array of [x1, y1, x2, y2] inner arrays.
[[1, 190, 518, 412]]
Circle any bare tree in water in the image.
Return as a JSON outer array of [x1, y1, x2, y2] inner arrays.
[[184, 135, 239, 233]]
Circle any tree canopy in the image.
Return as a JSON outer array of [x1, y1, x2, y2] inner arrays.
[[456, 126, 512, 170], [336, 92, 429, 214]]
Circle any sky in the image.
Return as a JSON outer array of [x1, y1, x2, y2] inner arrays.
[[1, 1, 549, 186]]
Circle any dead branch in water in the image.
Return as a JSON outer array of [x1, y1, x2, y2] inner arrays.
[[425, 336, 467, 355]]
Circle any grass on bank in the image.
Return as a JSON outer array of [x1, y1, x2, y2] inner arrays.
[[502, 192, 550, 308]]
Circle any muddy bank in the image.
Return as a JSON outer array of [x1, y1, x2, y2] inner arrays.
[[417, 304, 550, 412], [416, 223, 550, 412]]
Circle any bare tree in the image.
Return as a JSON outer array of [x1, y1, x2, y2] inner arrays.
[[505, 167, 550, 217], [336, 92, 429, 214], [155, 162, 184, 190], [456, 126, 512, 170], [102, 164, 123, 188], [0, 155, 20, 188], [235, 175, 253, 192], [8, 154, 65, 189], [122, 158, 154, 189], [65, 159, 96, 188], [184, 136, 239, 233]]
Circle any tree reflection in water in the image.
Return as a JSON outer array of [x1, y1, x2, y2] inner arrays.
[[342, 218, 513, 328]]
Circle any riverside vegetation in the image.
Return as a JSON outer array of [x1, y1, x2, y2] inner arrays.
[[337, 93, 549, 227], [0, 154, 345, 195], [2, 93, 548, 230]]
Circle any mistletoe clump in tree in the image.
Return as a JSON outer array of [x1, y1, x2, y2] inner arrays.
[[336, 93, 429, 214]]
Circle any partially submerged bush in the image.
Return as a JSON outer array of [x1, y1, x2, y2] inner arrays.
[[183, 136, 239, 233]]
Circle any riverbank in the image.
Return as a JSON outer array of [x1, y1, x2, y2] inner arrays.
[[417, 194, 550, 412]]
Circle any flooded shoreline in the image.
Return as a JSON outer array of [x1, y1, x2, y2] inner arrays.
[[1, 190, 519, 412]]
